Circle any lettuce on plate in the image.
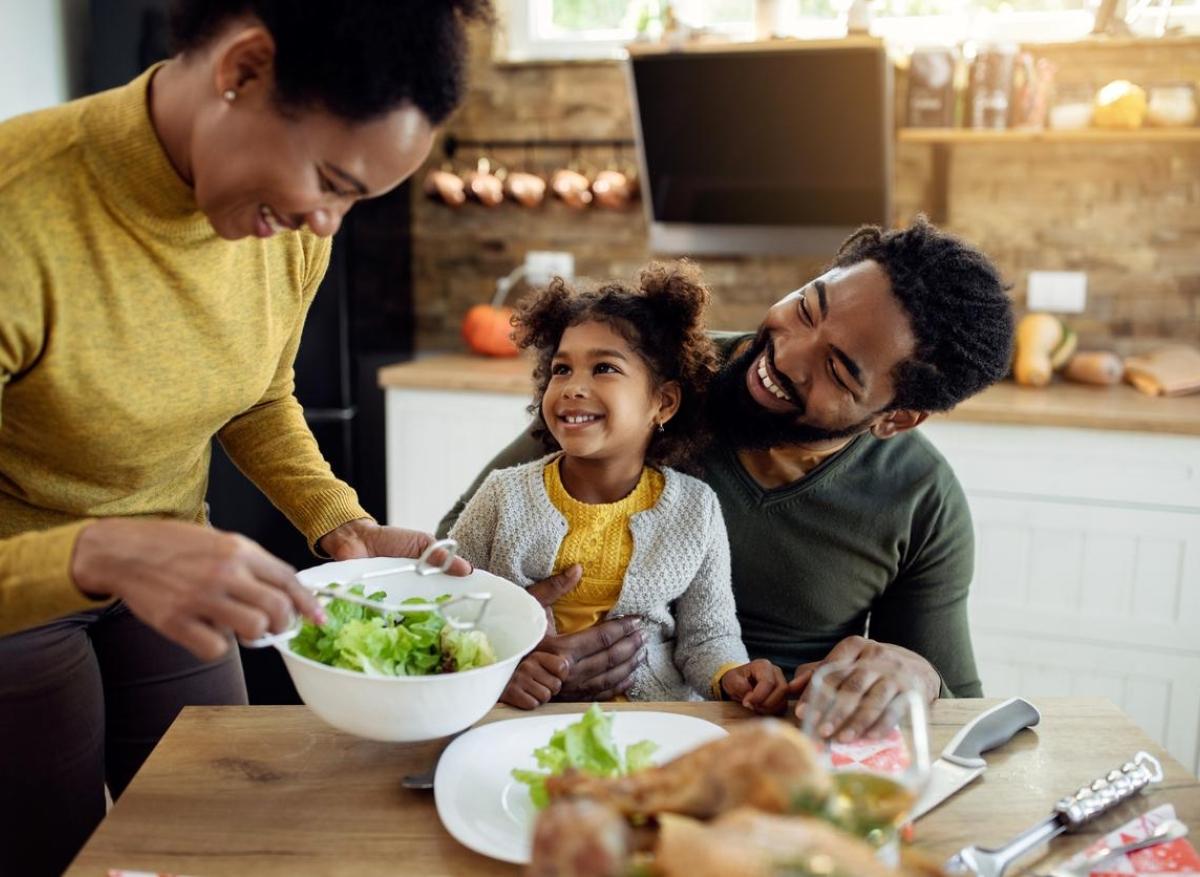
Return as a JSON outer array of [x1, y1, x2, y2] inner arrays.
[[512, 704, 658, 809], [290, 585, 495, 676]]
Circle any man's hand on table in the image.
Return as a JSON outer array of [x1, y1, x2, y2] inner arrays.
[[72, 518, 326, 661], [500, 565, 646, 708], [788, 635, 941, 741], [319, 518, 472, 575]]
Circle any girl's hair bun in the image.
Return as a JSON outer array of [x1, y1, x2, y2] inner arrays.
[[637, 260, 711, 327]]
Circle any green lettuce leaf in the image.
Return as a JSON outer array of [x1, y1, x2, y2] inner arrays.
[[441, 626, 498, 672], [289, 585, 495, 677], [511, 704, 658, 810]]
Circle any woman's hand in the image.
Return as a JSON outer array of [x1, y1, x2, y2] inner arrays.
[[318, 518, 472, 575], [720, 659, 790, 714], [71, 518, 325, 661]]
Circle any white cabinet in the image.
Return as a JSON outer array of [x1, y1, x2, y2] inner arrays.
[[384, 387, 530, 535], [921, 421, 1200, 775]]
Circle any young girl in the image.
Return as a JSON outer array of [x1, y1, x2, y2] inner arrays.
[[449, 262, 787, 712]]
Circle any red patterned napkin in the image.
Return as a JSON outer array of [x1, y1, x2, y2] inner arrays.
[[829, 728, 911, 774], [1058, 804, 1199, 876]]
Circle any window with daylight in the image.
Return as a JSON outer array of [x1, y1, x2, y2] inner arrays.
[[500, 0, 1198, 61]]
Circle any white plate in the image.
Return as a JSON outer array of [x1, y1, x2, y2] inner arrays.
[[434, 710, 728, 865]]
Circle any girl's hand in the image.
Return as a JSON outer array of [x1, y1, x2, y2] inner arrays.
[[501, 652, 571, 710], [720, 659, 789, 715]]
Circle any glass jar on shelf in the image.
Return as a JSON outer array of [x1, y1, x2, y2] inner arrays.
[[1146, 82, 1198, 128], [970, 43, 1019, 130], [1048, 82, 1095, 131]]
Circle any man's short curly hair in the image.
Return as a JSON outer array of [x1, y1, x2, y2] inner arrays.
[[169, 0, 493, 124], [833, 216, 1014, 413], [513, 261, 719, 470]]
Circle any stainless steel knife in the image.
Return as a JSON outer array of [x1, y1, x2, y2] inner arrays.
[[910, 696, 1041, 821]]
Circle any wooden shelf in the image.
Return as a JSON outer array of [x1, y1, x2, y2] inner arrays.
[[898, 127, 1200, 144]]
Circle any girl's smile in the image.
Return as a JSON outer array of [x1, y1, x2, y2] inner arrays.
[[556, 410, 605, 429]]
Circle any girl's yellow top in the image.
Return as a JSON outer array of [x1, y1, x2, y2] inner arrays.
[[543, 458, 663, 635]]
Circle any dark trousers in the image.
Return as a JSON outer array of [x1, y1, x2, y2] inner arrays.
[[0, 602, 247, 876]]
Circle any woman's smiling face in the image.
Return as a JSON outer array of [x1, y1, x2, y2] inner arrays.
[[178, 23, 435, 241], [191, 96, 433, 241], [542, 320, 671, 465]]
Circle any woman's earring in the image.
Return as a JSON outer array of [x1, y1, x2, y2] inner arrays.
[[223, 89, 237, 102], [656, 421, 666, 434]]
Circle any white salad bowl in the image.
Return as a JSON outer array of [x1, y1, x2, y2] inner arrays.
[[276, 556, 546, 742]]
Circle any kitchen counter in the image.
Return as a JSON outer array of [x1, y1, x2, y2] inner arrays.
[[378, 352, 535, 396], [377, 352, 1200, 436]]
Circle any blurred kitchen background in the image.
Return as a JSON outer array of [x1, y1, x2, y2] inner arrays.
[[3, 0, 1198, 772]]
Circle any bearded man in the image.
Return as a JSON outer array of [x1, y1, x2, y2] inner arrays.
[[438, 217, 1014, 739]]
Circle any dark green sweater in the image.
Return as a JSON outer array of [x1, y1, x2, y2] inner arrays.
[[438, 336, 983, 698]]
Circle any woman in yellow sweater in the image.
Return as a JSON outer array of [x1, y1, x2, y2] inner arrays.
[[0, 2, 489, 873]]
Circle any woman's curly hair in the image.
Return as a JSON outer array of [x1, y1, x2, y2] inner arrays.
[[170, 0, 493, 124], [513, 261, 719, 470]]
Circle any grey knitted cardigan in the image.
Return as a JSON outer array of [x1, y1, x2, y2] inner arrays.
[[448, 454, 748, 701]]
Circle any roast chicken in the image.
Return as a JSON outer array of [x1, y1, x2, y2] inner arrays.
[[528, 719, 944, 877], [544, 720, 830, 820]]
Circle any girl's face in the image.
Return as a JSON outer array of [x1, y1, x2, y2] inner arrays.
[[543, 320, 679, 466]]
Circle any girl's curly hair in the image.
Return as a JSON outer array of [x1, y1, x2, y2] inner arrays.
[[513, 261, 719, 470]]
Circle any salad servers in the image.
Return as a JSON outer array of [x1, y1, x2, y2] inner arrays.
[[945, 751, 1164, 877], [243, 539, 492, 649], [1042, 817, 1188, 877]]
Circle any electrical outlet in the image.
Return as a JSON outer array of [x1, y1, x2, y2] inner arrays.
[[525, 251, 575, 286], [1027, 271, 1087, 314]]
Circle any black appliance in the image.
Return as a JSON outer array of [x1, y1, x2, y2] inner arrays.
[[630, 43, 892, 257], [88, 0, 415, 703]]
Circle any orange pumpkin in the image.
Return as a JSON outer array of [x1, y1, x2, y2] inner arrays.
[[462, 304, 519, 357]]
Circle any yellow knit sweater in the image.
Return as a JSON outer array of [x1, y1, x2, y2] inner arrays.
[[544, 459, 664, 635], [0, 67, 369, 636]]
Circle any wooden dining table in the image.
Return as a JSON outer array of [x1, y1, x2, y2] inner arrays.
[[65, 697, 1199, 876]]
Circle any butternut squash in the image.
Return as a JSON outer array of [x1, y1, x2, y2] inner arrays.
[[1062, 351, 1124, 386], [1013, 313, 1076, 387]]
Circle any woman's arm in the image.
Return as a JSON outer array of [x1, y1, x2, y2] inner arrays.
[[216, 235, 370, 550], [0, 228, 102, 633], [0, 523, 102, 636]]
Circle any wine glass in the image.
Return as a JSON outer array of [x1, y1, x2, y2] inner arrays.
[[799, 661, 931, 862]]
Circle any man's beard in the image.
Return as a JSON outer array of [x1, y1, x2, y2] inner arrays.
[[707, 333, 876, 451]]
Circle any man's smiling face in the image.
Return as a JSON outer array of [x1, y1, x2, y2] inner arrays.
[[711, 260, 919, 449]]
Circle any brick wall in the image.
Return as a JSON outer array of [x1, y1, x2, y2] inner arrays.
[[411, 34, 1200, 354]]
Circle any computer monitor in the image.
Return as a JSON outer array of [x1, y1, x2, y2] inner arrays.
[[627, 40, 892, 257]]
